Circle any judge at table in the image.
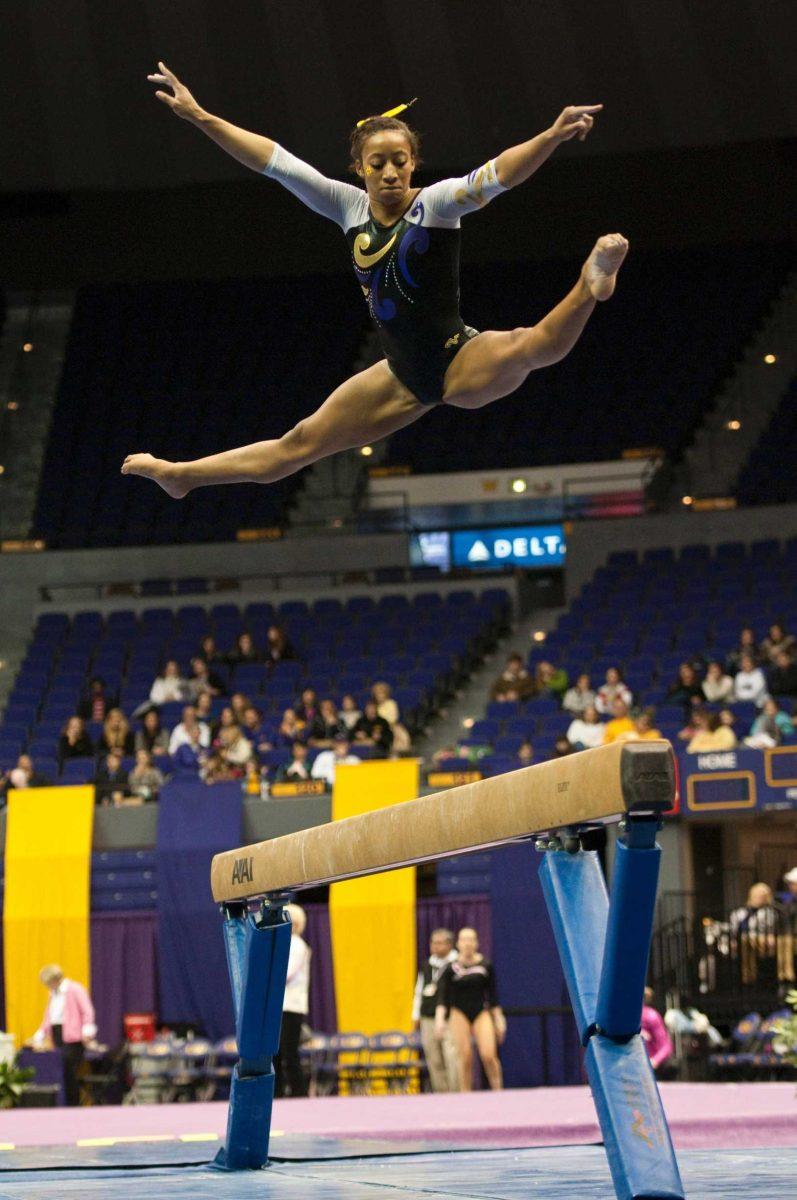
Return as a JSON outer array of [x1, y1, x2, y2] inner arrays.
[[29, 964, 97, 1106]]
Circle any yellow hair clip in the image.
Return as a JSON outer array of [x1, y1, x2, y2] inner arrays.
[[357, 98, 417, 128]]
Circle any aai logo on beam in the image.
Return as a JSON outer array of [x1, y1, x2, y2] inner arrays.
[[453, 525, 566, 570]]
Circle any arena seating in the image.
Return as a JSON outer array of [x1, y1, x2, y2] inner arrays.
[[31, 275, 367, 548], [737, 378, 797, 506], [0, 588, 510, 774], [384, 243, 789, 472]]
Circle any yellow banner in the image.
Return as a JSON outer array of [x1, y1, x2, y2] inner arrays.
[[330, 760, 418, 1034], [3, 786, 94, 1045]]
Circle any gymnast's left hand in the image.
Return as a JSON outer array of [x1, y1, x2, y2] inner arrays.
[[550, 105, 603, 143]]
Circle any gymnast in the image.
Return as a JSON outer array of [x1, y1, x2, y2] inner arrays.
[[122, 63, 628, 498]]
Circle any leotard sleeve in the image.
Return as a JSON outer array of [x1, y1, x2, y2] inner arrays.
[[263, 144, 367, 231], [421, 160, 508, 228]]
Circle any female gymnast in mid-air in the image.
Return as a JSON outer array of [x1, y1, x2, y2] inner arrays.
[[122, 63, 628, 498]]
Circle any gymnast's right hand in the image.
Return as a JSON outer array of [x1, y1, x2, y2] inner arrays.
[[147, 61, 201, 121]]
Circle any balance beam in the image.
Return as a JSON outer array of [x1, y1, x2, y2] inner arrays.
[[211, 739, 675, 903]]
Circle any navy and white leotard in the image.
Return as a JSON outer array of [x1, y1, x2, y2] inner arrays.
[[263, 145, 508, 405]]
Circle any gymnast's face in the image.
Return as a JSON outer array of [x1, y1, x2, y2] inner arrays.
[[357, 131, 415, 208]]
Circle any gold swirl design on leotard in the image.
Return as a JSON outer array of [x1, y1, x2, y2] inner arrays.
[[353, 232, 398, 269], [454, 161, 497, 208]]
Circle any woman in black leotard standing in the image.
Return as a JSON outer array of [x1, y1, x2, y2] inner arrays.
[[123, 61, 628, 498], [435, 927, 505, 1091]]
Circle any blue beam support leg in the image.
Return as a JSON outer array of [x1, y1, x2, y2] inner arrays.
[[214, 901, 291, 1171], [540, 820, 685, 1200]]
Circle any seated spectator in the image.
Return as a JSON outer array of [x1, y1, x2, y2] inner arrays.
[[701, 660, 734, 704], [199, 634, 224, 665], [78, 677, 115, 722], [733, 653, 768, 707], [617, 710, 662, 743], [195, 691, 213, 726], [309, 698, 347, 747], [294, 688, 320, 727], [0, 754, 52, 801], [602, 699, 635, 744], [168, 705, 211, 755], [352, 700, 393, 751], [490, 653, 534, 701], [265, 624, 296, 665], [517, 739, 534, 766], [218, 724, 254, 770], [667, 662, 704, 710], [760, 621, 796, 666], [686, 710, 737, 753], [188, 655, 225, 699], [768, 649, 797, 698], [58, 716, 94, 765], [227, 632, 261, 667], [310, 734, 361, 787], [535, 661, 568, 701], [150, 659, 189, 705], [338, 693, 362, 732], [135, 709, 170, 755], [276, 742, 311, 782], [203, 750, 237, 785], [595, 668, 632, 715], [745, 697, 793, 748], [717, 706, 737, 739], [641, 987, 673, 1075], [212, 705, 237, 745], [493, 686, 521, 704], [229, 691, 251, 724], [240, 704, 264, 741], [97, 708, 134, 757], [372, 681, 411, 751], [128, 749, 165, 801], [567, 704, 605, 750], [95, 750, 129, 805], [725, 625, 760, 675], [171, 724, 207, 774], [562, 674, 595, 716], [278, 707, 305, 745], [552, 736, 574, 757]]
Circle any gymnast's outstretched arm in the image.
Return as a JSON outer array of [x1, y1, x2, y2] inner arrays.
[[494, 104, 603, 188]]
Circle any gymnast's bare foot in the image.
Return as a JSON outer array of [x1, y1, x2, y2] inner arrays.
[[121, 453, 189, 499], [584, 234, 629, 301]]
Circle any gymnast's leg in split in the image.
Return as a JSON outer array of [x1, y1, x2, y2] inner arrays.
[[120, 234, 626, 497]]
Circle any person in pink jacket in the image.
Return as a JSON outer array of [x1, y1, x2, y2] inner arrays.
[[31, 964, 97, 1105], [641, 987, 674, 1075]]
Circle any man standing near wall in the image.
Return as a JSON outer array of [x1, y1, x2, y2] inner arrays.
[[413, 929, 459, 1091]]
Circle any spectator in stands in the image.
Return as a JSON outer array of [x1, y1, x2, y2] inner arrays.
[[295, 688, 320, 726], [490, 652, 534, 701], [667, 663, 704, 711], [171, 723, 207, 775], [229, 692, 251, 725], [278, 707, 305, 745], [227, 632, 261, 666], [353, 700, 394, 751], [733, 653, 769, 707], [493, 686, 521, 705], [745, 697, 793, 748], [412, 928, 458, 1093], [128, 749, 165, 801], [203, 750, 237, 785], [768, 649, 797, 699], [194, 691, 213, 727], [534, 661, 568, 701], [619, 710, 663, 743], [562, 674, 595, 716], [760, 621, 796, 665], [266, 625, 296, 665], [309, 698, 346, 747], [686, 710, 737, 753], [97, 708, 134, 757], [602, 699, 635, 744], [718, 707, 737, 738], [595, 668, 632, 715], [338, 693, 362, 732], [641, 988, 673, 1075], [78, 677, 115, 722], [310, 734, 361, 786], [240, 704, 263, 742], [277, 742, 311, 782], [553, 736, 574, 757], [0, 754, 52, 802], [58, 716, 94, 766], [274, 903, 311, 1098], [150, 659, 189, 705], [95, 750, 129, 805], [135, 709, 170, 755], [168, 704, 211, 755], [372, 681, 411, 751], [199, 635, 224, 666], [188, 655, 225, 699], [517, 739, 534, 765], [218, 723, 254, 770], [567, 704, 605, 750], [725, 626, 759, 675], [701, 661, 734, 704]]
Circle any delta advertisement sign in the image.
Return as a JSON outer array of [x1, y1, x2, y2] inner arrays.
[[451, 525, 566, 570]]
